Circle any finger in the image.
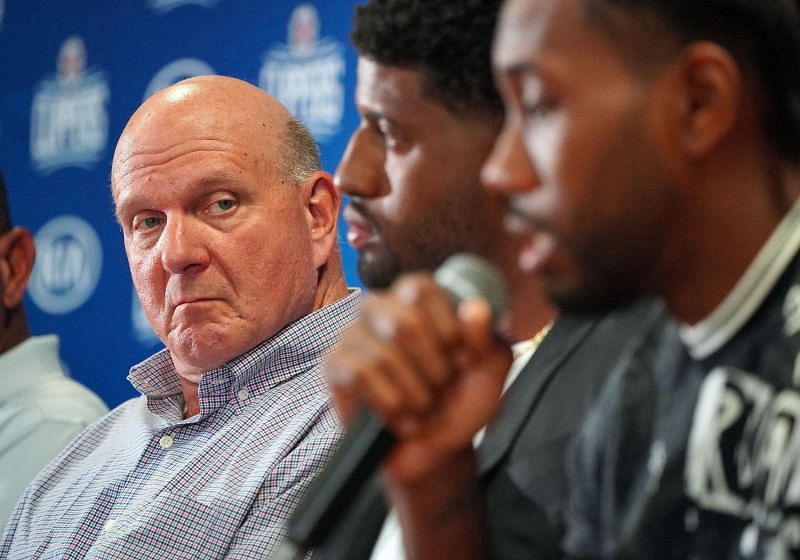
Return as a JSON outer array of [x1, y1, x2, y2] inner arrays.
[[326, 340, 372, 425], [364, 287, 457, 389], [390, 274, 465, 386], [457, 297, 498, 354], [327, 325, 443, 435], [358, 326, 436, 416], [394, 273, 462, 350], [326, 343, 405, 424]]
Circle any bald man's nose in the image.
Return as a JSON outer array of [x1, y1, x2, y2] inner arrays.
[[160, 217, 211, 274]]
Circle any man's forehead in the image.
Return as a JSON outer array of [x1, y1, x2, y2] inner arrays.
[[123, 78, 286, 149], [494, 0, 561, 70], [113, 100, 281, 182], [355, 57, 427, 110], [112, 137, 238, 183]]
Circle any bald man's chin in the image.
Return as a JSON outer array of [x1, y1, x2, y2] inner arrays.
[[166, 325, 236, 379]]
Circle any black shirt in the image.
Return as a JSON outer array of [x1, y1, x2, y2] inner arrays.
[[564, 250, 800, 559]]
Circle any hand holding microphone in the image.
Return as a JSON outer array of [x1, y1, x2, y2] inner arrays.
[[273, 254, 512, 559], [329, 253, 511, 481]]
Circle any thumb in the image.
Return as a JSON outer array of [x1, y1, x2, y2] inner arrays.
[[458, 297, 496, 352]]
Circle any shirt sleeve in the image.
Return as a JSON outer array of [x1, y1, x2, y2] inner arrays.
[[0, 416, 97, 528]]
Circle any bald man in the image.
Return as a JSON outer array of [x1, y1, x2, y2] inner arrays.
[[1, 76, 358, 559]]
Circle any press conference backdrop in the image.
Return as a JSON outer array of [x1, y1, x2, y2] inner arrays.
[[0, 0, 364, 407]]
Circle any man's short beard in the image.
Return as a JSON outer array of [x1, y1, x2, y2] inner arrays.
[[544, 254, 653, 316], [546, 279, 644, 316], [356, 248, 402, 290]]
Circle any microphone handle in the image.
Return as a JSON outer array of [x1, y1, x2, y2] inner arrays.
[[285, 408, 396, 549]]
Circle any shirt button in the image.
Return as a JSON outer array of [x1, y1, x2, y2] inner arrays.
[[237, 387, 249, 401], [159, 435, 174, 449], [104, 519, 117, 532]]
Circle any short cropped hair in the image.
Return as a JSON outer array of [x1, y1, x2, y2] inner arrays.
[[581, 0, 800, 162], [280, 117, 322, 185], [351, 0, 504, 120], [0, 170, 10, 234]]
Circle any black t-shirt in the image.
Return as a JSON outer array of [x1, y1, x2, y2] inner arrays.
[[564, 253, 800, 559]]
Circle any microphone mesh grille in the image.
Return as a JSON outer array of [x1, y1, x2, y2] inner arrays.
[[433, 253, 507, 319]]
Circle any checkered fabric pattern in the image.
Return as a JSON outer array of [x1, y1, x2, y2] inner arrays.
[[1, 289, 360, 560]]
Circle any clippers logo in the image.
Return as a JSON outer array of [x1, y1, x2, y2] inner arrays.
[[259, 3, 345, 142], [147, 0, 219, 15], [143, 58, 215, 100], [28, 215, 103, 315], [30, 36, 109, 175]]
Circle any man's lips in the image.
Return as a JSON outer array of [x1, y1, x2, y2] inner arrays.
[[503, 203, 558, 274], [173, 297, 218, 310], [343, 205, 378, 250], [503, 204, 537, 237], [518, 231, 556, 273]]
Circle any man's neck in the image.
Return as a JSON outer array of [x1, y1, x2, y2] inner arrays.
[[312, 260, 350, 312], [0, 310, 30, 355], [665, 161, 800, 325], [181, 378, 200, 419], [171, 355, 203, 419], [506, 274, 557, 343]]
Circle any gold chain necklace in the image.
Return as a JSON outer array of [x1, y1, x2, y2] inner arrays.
[[513, 321, 554, 359]]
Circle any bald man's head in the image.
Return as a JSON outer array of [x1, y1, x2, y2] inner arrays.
[[109, 75, 345, 375], [112, 76, 321, 197]]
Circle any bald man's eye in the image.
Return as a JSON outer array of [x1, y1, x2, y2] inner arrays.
[[207, 198, 237, 215], [132, 214, 164, 232]]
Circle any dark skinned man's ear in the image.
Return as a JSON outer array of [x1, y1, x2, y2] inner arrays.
[[0, 227, 36, 309]]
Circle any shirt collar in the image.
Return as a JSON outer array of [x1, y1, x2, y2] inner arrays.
[[679, 198, 800, 359], [128, 288, 361, 421], [0, 335, 63, 397]]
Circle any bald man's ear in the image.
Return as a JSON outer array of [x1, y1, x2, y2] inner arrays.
[[300, 171, 341, 269], [0, 227, 35, 310]]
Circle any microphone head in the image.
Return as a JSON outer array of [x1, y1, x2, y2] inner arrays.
[[433, 253, 507, 320]]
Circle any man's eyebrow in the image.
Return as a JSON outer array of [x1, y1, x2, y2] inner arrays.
[[113, 173, 244, 221], [114, 196, 138, 225], [114, 192, 149, 224]]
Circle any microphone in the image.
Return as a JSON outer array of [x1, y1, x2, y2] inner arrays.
[[271, 253, 507, 560]]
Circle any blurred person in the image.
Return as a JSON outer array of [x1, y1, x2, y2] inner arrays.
[[0, 170, 107, 527], [1, 76, 358, 559], [320, 1, 659, 559], [324, 0, 800, 559]]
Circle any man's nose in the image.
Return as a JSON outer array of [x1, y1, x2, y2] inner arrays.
[[334, 127, 391, 199], [481, 116, 541, 195], [159, 216, 210, 274]]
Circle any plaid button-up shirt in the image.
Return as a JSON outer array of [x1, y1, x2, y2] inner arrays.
[[1, 289, 359, 560]]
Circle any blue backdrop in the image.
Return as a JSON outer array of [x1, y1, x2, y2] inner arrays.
[[0, 0, 363, 408]]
